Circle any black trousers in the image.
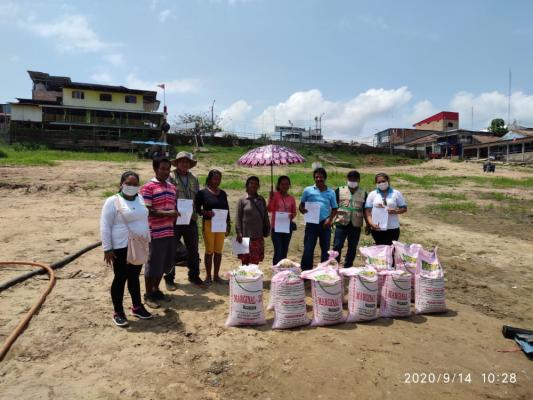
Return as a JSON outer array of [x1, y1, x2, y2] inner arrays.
[[111, 247, 143, 314], [166, 221, 201, 282], [370, 228, 400, 246]]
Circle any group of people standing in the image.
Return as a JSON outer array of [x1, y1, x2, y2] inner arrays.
[[100, 151, 407, 327]]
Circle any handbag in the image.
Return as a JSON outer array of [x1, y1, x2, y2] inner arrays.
[[280, 195, 297, 232], [115, 196, 150, 265], [248, 197, 270, 238]]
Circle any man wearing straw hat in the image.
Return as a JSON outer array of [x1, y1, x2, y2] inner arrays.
[[165, 151, 205, 289]]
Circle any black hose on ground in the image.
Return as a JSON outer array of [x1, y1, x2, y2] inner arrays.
[[0, 241, 101, 292]]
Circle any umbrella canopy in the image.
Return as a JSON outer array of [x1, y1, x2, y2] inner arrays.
[[237, 144, 305, 167]]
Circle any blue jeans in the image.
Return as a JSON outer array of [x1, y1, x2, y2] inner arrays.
[[300, 221, 332, 270], [271, 229, 292, 265], [333, 224, 362, 268]]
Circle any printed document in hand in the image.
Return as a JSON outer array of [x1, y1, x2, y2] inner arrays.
[[304, 202, 321, 224], [275, 211, 291, 233], [372, 206, 389, 231], [211, 209, 228, 232], [232, 237, 250, 255], [176, 199, 193, 225]]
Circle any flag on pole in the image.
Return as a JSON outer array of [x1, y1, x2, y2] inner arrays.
[[157, 83, 165, 89]]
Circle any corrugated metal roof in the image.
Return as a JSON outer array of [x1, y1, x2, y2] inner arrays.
[[472, 135, 499, 144], [405, 133, 439, 146]]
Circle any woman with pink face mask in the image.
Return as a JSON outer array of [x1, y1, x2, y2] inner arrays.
[[364, 172, 407, 245]]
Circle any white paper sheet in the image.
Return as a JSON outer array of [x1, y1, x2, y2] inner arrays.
[[372, 206, 389, 231], [176, 199, 193, 225], [304, 201, 321, 224], [211, 209, 228, 232], [232, 237, 250, 255], [275, 211, 291, 233]]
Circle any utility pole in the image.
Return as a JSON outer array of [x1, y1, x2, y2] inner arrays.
[[507, 69, 512, 127], [211, 99, 215, 137]]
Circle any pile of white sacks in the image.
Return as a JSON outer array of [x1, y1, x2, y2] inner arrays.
[[226, 242, 446, 329]]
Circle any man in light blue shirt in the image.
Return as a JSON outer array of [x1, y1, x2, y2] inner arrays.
[[299, 167, 338, 270]]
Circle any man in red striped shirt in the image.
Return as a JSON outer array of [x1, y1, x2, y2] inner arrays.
[[140, 157, 178, 308]]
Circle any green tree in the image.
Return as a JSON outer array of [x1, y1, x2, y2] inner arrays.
[[176, 113, 222, 136], [488, 118, 508, 136]]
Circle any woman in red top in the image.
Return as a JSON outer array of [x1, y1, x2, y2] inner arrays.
[[267, 175, 297, 265]]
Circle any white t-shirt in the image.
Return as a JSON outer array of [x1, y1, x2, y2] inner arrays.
[[100, 194, 150, 251], [364, 187, 407, 230]]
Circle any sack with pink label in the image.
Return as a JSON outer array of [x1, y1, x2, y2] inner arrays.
[[301, 267, 345, 327], [271, 270, 310, 329], [340, 267, 379, 322], [359, 245, 393, 304], [267, 259, 302, 311], [380, 270, 412, 318], [393, 241, 422, 301], [415, 247, 447, 314], [225, 264, 266, 327], [317, 250, 340, 269]]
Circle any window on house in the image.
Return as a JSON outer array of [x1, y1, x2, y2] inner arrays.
[[72, 91, 85, 99], [448, 122, 454, 127], [100, 93, 112, 101], [125, 95, 137, 104]]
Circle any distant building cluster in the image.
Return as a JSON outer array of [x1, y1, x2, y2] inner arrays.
[[1, 71, 165, 150], [374, 111, 533, 163]]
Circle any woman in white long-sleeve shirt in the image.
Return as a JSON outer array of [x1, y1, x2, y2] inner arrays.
[[100, 171, 152, 327]]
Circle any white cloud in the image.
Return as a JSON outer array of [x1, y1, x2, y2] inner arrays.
[[125, 73, 201, 94], [0, 1, 21, 21], [220, 100, 252, 128], [104, 53, 124, 66], [150, 0, 159, 11], [210, 0, 255, 5], [403, 100, 439, 126], [158, 9, 173, 22], [23, 14, 121, 53], [90, 72, 115, 85], [450, 90, 533, 129], [358, 15, 389, 30], [8, 55, 20, 63], [254, 87, 412, 139]]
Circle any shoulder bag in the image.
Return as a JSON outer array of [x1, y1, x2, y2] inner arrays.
[[115, 195, 150, 265]]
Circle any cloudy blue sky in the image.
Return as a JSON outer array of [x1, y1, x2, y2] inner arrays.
[[1, 0, 532, 141]]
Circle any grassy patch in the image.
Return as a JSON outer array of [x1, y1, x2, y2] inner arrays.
[[101, 189, 117, 198], [0, 144, 139, 166], [468, 176, 533, 189], [427, 201, 479, 214], [476, 192, 519, 202], [396, 173, 533, 189], [395, 173, 464, 188], [428, 192, 467, 201], [179, 144, 423, 169], [198, 171, 377, 196]]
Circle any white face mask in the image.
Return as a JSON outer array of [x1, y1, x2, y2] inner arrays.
[[377, 182, 389, 191], [122, 185, 139, 196], [347, 181, 359, 189]]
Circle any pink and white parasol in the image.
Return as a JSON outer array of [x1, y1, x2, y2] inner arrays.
[[237, 144, 305, 167], [238, 144, 306, 189]]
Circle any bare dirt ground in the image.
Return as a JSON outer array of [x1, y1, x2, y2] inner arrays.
[[1, 159, 532, 400]]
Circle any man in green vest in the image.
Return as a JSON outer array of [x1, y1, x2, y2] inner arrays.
[[332, 170, 367, 267]]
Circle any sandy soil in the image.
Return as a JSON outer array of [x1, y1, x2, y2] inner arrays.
[[0, 159, 532, 400]]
